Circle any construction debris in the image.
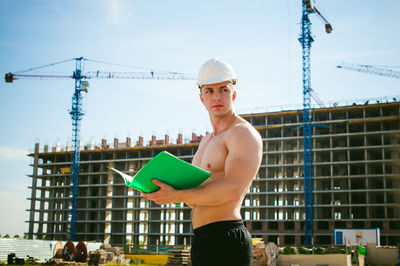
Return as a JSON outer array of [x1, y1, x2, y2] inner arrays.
[[165, 249, 191, 266], [252, 238, 268, 266], [43, 241, 130, 265], [265, 242, 279, 266], [87, 250, 107, 265], [53, 241, 64, 259], [88, 243, 129, 266], [75, 241, 88, 262], [43, 258, 87, 265], [63, 241, 76, 261], [7, 253, 25, 265], [252, 239, 279, 266]]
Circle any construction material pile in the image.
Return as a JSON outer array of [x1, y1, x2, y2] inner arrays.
[[252, 238, 268, 266], [48, 241, 129, 265], [49, 240, 88, 264], [252, 238, 279, 266], [165, 249, 191, 265], [7, 253, 28, 265], [88, 243, 130, 265]]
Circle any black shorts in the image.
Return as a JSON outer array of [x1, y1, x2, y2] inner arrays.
[[191, 220, 252, 266]]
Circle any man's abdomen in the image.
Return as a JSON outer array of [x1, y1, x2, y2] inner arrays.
[[192, 202, 242, 229]]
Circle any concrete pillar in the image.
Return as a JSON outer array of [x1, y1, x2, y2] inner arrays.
[[28, 143, 40, 239]]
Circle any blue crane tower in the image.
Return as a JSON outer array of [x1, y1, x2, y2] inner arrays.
[[70, 58, 84, 241], [298, 0, 332, 245], [5, 57, 196, 241]]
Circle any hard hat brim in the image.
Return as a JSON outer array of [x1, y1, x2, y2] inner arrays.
[[197, 77, 237, 87]]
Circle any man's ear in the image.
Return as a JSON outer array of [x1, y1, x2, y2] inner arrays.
[[232, 90, 237, 101], [199, 92, 204, 104]]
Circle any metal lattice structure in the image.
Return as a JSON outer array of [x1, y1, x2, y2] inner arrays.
[[5, 57, 196, 241], [298, 0, 332, 245], [69, 57, 84, 240], [299, 2, 314, 245], [337, 63, 400, 79]]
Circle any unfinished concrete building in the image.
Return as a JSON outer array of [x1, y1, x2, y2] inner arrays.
[[27, 101, 400, 246]]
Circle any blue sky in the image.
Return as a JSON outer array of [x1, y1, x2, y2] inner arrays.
[[0, 0, 399, 237]]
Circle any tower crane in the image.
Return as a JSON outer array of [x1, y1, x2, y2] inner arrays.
[[5, 57, 196, 241], [299, 0, 332, 245], [337, 63, 400, 79], [310, 89, 326, 108]]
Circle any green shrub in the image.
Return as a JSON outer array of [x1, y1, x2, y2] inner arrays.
[[297, 246, 311, 254], [282, 246, 296, 254], [324, 246, 343, 254], [313, 246, 325, 254]]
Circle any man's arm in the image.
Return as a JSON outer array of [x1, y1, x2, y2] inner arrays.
[[141, 125, 262, 206]]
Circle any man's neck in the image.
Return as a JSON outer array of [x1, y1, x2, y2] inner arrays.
[[210, 111, 238, 136]]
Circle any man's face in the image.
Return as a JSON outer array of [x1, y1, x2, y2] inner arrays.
[[199, 80, 237, 116]]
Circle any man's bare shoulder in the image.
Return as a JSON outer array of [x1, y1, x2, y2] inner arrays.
[[229, 117, 262, 140], [225, 117, 262, 148]]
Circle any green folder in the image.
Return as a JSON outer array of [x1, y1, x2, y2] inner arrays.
[[107, 151, 211, 193]]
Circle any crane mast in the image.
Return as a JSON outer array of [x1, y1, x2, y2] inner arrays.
[[69, 57, 84, 240], [299, 2, 314, 245], [299, 0, 332, 245]]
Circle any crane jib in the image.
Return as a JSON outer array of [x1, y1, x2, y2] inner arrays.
[[4, 57, 196, 241]]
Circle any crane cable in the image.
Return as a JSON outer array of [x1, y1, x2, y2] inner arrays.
[[14, 58, 76, 74], [13, 57, 190, 75], [83, 58, 185, 74], [12, 57, 193, 79]]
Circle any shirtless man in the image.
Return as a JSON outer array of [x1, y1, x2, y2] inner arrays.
[[141, 58, 262, 266]]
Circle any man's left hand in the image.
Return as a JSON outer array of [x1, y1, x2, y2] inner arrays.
[[141, 179, 179, 205]]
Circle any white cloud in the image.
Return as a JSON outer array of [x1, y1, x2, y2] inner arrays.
[[0, 146, 28, 160], [105, 0, 132, 25]]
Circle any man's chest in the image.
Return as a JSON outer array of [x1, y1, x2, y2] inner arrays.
[[193, 135, 228, 173]]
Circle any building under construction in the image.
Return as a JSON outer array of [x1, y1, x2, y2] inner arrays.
[[27, 101, 400, 246]]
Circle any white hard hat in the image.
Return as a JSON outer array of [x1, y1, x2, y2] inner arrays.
[[197, 58, 237, 87]]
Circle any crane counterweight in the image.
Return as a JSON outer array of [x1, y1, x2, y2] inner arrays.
[[5, 72, 14, 83]]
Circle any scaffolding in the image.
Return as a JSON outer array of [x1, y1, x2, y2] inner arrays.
[[27, 102, 400, 246]]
